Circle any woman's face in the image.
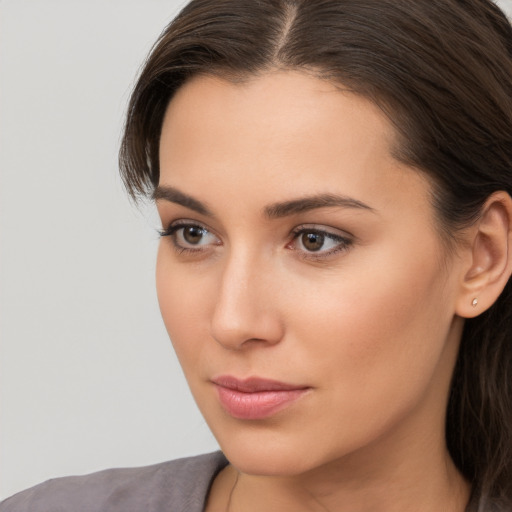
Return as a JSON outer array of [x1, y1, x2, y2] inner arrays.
[[155, 71, 466, 476]]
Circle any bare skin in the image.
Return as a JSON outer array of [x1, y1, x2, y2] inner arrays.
[[155, 71, 512, 512]]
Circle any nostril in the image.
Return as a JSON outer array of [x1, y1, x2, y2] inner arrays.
[[210, 302, 284, 350]]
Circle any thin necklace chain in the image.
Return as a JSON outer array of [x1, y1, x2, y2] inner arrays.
[[225, 471, 239, 512], [223, 472, 471, 512]]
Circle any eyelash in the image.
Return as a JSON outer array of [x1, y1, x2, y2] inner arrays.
[[158, 221, 218, 255], [288, 225, 353, 259], [158, 221, 353, 260]]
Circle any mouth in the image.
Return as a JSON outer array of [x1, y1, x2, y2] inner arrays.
[[211, 375, 311, 420]]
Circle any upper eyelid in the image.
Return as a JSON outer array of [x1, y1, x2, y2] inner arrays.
[[165, 218, 209, 228], [159, 218, 217, 235], [291, 224, 354, 239]]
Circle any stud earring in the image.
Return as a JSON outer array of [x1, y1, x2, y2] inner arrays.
[[472, 298, 478, 307]]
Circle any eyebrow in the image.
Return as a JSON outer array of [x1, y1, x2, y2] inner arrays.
[[264, 194, 375, 219], [153, 185, 375, 219], [153, 186, 213, 216]]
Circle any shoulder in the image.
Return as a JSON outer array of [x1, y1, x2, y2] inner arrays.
[[0, 451, 228, 512]]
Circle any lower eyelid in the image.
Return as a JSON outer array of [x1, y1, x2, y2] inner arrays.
[[303, 240, 352, 258]]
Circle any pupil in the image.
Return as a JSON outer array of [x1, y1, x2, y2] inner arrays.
[[302, 232, 324, 251], [184, 226, 203, 244]]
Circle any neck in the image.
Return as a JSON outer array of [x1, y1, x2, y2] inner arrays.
[[207, 399, 471, 512], [214, 439, 470, 512]]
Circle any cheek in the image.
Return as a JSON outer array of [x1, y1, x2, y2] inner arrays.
[[155, 244, 212, 366], [287, 240, 453, 420]]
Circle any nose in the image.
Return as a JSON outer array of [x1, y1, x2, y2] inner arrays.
[[210, 250, 284, 350]]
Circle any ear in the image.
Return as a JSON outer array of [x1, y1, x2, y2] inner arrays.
[[456, 191, 512, 318]]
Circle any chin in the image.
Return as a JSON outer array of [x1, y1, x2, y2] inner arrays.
[[210, 419, 333, 477], [223, 443, 316, 476]]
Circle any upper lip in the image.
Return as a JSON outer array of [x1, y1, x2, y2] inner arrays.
[[211, 375, 309, 392]]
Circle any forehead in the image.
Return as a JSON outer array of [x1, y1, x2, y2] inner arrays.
[[158, 71, 432, 220], [161, 71, 396, 155]]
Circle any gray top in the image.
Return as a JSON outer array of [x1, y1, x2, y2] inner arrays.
[[0, 451, 488, 511], [0, 451, 229, 512]]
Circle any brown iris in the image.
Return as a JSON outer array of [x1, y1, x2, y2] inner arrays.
[[183, 226, 204, 244], [302, 232, 325, 251]]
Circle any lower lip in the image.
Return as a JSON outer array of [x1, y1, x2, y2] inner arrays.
[[214, 385, 309, 420]]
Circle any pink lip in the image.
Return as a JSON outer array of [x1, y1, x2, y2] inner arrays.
[[211, 376, 310, 420]]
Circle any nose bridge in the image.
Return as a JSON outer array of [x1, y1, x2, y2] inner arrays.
[[210, 244, 282, 349]]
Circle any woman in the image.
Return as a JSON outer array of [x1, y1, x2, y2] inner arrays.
[[2, 0, 512, 510]]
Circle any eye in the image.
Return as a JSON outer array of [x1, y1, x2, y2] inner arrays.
[[179, 225, 208, 245], [299, 232, 329, 252], [288, 226, 352, 258], [158, 221, 220, 252]]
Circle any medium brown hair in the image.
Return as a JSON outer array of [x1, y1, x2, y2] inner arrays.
[[120, 1, 512, 508]]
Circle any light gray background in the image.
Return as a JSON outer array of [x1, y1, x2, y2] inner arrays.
[[1, 0, 512, 501], [0, 0, 219, 500]]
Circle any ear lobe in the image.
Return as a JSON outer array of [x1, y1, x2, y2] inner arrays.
[[456, 191, 512, 319]]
